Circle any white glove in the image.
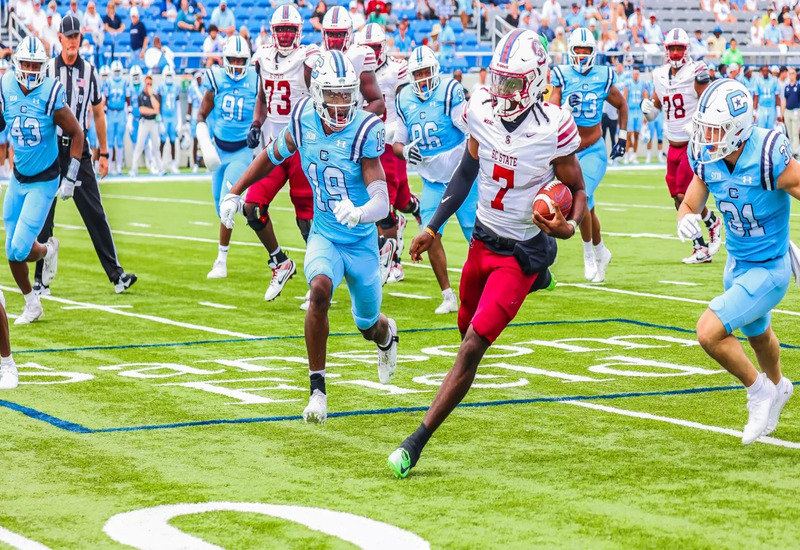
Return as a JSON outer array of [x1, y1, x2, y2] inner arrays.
[[641, 98, 658, 122], [677, 213, 703, 242], [219, 192, 241, 229], [196, 121, 221, 171], [403, 136, 423, 166], [333, 198, 362, 229], [385, 120, 398, 144], [125, 113, 133, 136], [58, 158, 81, 201]]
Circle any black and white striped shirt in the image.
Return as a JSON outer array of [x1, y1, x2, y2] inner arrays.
[[46, 55, 102, 136]]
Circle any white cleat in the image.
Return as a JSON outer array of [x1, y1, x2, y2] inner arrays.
[[303, 389, 327, 424], [742, 374, 777, 445], [395, 214, 407, 258], [707, 215, 723, 256], [387, 263, 404, 283], [0, 361, 18, 390], [682, 246, 712, 264], [300, 290, 311, 311], [591, 248, 612, 283], [646, 154, 652, 164], [583, 254, 597, 281], [206, 260, 227, 279], [41, 237, 59, 286], [435, 291, 458, 314], [377, 318, 399, 384], [264, 259, 297, 301], [170, 162, 180, 175], [379, 238, 397, 286], [191, 164, 199, 174], [14, 300, 43, 325], [128, 170, 137, 178], [764, 377, 793, 436], [659, 151, 667, 163]]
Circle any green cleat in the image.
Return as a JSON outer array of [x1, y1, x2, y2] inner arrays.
[[387, 447, 413, 479]]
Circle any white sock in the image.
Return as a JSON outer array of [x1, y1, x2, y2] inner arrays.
[[442, 288, 455, 300], [583, 240, 593, 258], [593, 239, 606, 258], [23, 292, 37, 306], [746, 373, 767, 396], [309, 368, 325, 377], [1, 354, 13, 366], [216, 245, 229, 264]]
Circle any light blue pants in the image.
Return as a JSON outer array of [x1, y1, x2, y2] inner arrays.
[[576, 137, 608, 210], [211, 146, 252, 217], [107, 109, 126, 149], [420, 177, 478, 241], [3, 174, 59, 261]]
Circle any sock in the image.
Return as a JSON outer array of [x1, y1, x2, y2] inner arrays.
[[593, 239, 606, 258], [310, 370, 326, 395], [583, 240, 593, 258], [746, 373, 765, 396], [270, 246, 288, 267], [23, 292, 37, 306], [216, 245, 229, 264], [1, 354, 13, 366], [693, 236, 708, 249], [703, 210, 717, 228], [442, 288, 455, 300], [401, 423, 432, 468], [378, 325, 394, 350]]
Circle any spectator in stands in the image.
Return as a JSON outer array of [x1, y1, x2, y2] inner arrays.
[[311, 0, 327, 30], [393, 15, 414, 50], [519, 10, 538, 31], [750, 15, 762, 44], [104, 2, 124, 35], [730, 0, 744, 9], [584, 0, 600, 24], [743, 0, 757, 9], [190, 0, 208, 17], [764, 13, 782, 45], [27, 0, 49, 39], [721, 37, 743, 64], [551, 26, 567, 53], [782, 66, 800, 156], [690, 29, 709, 59], [368, 7, 387, 26], [541, 0, 564, 27], [12, 0, 34, 24], [539, 17, 555, 42], [162, 0, 178, 21], [781, 15, 797, 44], [211, 0, 236, 36], [254, 25, 270, 48], [714, 0, 736, 22], [644, 13, 662, 45], [64, 0, 83, 22], [728, 62, 741, 80], [778, 4, 792, 24], [700, 0, 712, 10], [505, 1, 520, 27], [239, 25, 252, 51], [433, 0, 453, 20], [707, 26, 726, 56], [627, 7, 645, 45], [456, 0, 471, 31], [564, 2, 584, 31], [79, 36, 94, 58], [202, 24, 224, 66], [470, 66, 486, 96], [82, 1, 104, 46], [611, 4, 628, 43], [42, 7, 59, 52], [129, 7, 148, 63], [587, 17, 599, 39], [429, 21, 441, 51], [350, 0, 367, 30], [176, 0, 194, 30], [384, 2, 398, 32], [708, 63, 717, 80]]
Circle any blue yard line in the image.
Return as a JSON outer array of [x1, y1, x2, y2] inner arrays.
[[0, 399, 92, 433]]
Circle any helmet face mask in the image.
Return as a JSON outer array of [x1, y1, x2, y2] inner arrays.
[[408, 46, 440, 100], [111, 60, 124, 81], [13, 37, 47, 91], [356, 23, 387, 66], [322, 7, 352, 51], [691, 81, 753, 164], [567, 28, 596, 73], [324, 30, 350, 51], [270, 5, 302, 55], [163, 65, 175, 84], [664, 28, 690, 69], [130, 65, 143, 86], [223, 35, 251, 81], [310, 51, 359, 132], [488, 29, 549, 121]]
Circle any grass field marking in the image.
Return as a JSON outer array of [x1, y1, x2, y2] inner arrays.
[[101, 193, 296, 213], [604, 232, 678, 240], [564, 401, 800, 449], [0, 525, 53, 550], [61, 305, 133, 310], [189, 221, 214, 226], [659, 280, 701, 286], [388, 292, 431, 300], [100, 174, 212, 184], [0, 285, 261, 340], [199, 301, 237, 310], [157, 376, 307, 405]]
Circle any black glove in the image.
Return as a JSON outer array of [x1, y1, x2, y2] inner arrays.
[[568, 94, 581, 108], [247, 121, 262, 149], [611, 138, 626, 159]]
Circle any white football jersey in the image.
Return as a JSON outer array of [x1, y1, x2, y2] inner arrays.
[[652, 59, 707, 143], [467, 87, 581, 241], [254, 44, 319, 141], [306, 44, 378, 106], [375, 57, 407, 124]]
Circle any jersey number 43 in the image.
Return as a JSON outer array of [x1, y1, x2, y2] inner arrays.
[[10, 116, 41, 147]]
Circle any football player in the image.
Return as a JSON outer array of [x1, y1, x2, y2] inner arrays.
[[549, 28, 627, 283], [1, 38, 85, 324], [243, 5, 318, 304], [220, 51, 399, 425], [0, 60, 10, 179], [642, 28, 722, 264], [0, 290, 15, 389], [105, 61, 128, 176], [159, 65, 182, 175], [394, 45, 478, 314], [126, 65, 155, 173], [753, 64, 782, 130], [388, 29, 586, 478], [197, 35, 258, 280], [681, 79, 799, 444], [625, 68, 646, 164], [186, 70, 205, 173], [356, 23, 421, 284]]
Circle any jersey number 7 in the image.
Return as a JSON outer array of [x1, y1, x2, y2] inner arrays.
[[490, 164, 514, 211]]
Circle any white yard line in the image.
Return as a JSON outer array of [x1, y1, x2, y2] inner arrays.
[[99, 174, 211, 184], [605, 232, 678, 240], [189, 221, 213, 226], [0, 285, 259, 339], [61, 305, 133, 310], [199, 301, 237, 310], [659, 280, 701, 286], [101, 194, 295, 213], [129, 223, 151, 228], [564, 401, 800, 450], [0, 526, 52, 550], [388, 292, 431, 300]]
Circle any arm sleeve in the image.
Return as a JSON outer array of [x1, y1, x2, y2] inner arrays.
[[427, 147, 479, 233], [358, 180, 390, 223]]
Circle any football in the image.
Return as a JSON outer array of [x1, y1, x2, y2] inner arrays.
[[533, 181, 573, 221]]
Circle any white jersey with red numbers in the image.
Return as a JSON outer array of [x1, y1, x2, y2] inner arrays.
[[254, 43, 319, 141], [651, 59, 707, 143], [306, 44, 377, 104], [467, 87, 581, 241], [375, 57, 408, 124]]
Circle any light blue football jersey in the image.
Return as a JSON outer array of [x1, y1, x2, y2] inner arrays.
[[0, 72, 65, 177], [754, 75, 780, 109], [550, 64, 614, 127], [627, 79, 646, 113], [106, 77, 127, 110], [736, 74, 757, 96], [188, 81, 203, 119], [128, 82, 144, 118], [690, 128, 791, 262], [203, 65, 258, 144], [286, 97, 385, 244], [159, 81, 181, 120], [395, 77, 466, 157]]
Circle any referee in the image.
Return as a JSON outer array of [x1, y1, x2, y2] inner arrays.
[[782, 66, 800, 159], [34, 14, 137, 295]]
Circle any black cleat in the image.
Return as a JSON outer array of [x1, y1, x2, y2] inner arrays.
[[114, 272, 137, 294]]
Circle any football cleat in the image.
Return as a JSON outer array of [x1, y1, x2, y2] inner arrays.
[[207, 260, 227, 279], [387, 447, 413, 479], [707, 215, 723, 256], [435, 291, 458, 314], [302, 389, 327, 424], [32, 281, 50, 297], [114, 272, 137, 293], [764, 377, 793, 436], [265, 259, 296, 301], [0, 361, 18, 390], [583, 254, 597, 281], [170, 161, 180, 175], [191, 164, 199, 174], [591, 248, 612, 283], [682, 246, 712, 264], [379, 238, 397, 286], [41, 237, 59, 286], [395, 214, 407, 259], [387, 263, 404, 283], [659, 151, 667, 163], [742, 374, 776, 445], [377, 318, 399, 384], [14, 300, 43, 325]]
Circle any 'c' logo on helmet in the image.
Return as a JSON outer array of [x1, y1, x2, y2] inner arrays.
[[726, 90, 748, 117]]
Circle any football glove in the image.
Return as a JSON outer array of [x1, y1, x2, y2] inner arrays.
[[403, 137, 423, 166], [333, 199, 362, 229], [125, 114, 133, 137], [677, 213, 703, 243], [58, 158, 81, 201], [247, 120, 262, 149], [567, 93, 581, 109], [219, 193, 241, 229], [611, 138, 626, 159], [641, 98, 658, 121]]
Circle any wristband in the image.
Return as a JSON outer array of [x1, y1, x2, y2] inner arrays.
[[567, 219, 579, 234], [617, 130, 627, 140], [67, 157, 80, 181], [424, 226, 437, 238], [99, 152, 109, 158]]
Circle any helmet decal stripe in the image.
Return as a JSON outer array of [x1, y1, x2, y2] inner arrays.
[[332, 7, 338, 24], [332, 50, 346, 77], [366, 25, 372, 41], [283, 5, 289, 18], [499, 29, 524, 64], [698, 78, 727, 113]]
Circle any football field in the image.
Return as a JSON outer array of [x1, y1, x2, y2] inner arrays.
[[2, 167, 800, 549]]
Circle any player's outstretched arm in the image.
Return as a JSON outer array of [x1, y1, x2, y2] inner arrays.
[[360, 70, 386, 117], [534, 152, 585, 239], [642, 91, 661, 121], [196, 90, 214, 123], [248, 83, 268, 148], [776, 157, 800, 200], [608, 84, 628, 143]]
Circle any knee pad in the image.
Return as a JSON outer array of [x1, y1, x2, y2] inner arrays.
[[378, 210, 397, 230], [295, 217, 311, 243], [245, 203, 269, 232]]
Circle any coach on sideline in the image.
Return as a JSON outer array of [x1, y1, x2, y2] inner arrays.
[[34, 14, 137, 295]]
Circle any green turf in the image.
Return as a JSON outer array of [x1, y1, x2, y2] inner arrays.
[[1, 168, 800, 549]]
